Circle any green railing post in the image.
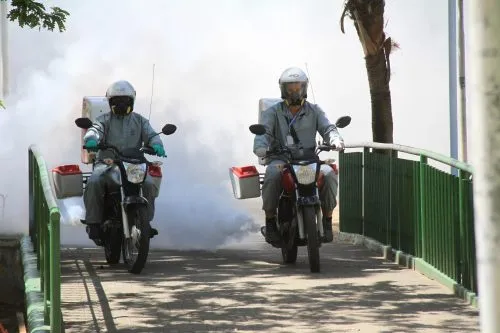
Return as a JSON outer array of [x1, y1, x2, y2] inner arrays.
[[448, 172, 457, 281], [35, 171, 41, 269], [419, 155, 428, 261], [44, 203, 50, 324], [50, 209, 61, 333], [467, 180, 477, 293], [458, 170, 470, 289], [27, 145, 63, 333], [362, 147, 369, 236], [341, 141, 476, 304], [338, 151, 363, 234], [388, 151, 395, 247], [413, 160, 421, 257], [38, 186, 43, 272], [29, 151, 35, 244]]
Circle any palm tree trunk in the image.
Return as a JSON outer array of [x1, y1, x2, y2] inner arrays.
[[366, 43, 393, 145], [341, 0, 397, 155]]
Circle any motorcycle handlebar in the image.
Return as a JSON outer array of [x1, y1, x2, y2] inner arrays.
[[264, 144, 337, 157], [316, 144, 336, 152], [82, 144, 158, 157], [139, 146, 156, 155]]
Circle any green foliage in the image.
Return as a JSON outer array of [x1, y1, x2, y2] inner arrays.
[[6, 0, 70, 32], [0, 1, 69, 109]]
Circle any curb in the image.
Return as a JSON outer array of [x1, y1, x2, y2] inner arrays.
[[334, 230, 478, 309], [20, 236, 50, 333]]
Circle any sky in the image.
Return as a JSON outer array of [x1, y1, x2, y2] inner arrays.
[[0, 0, 454, 248]]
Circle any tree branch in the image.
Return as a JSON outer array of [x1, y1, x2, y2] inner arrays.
[[6, 0, 70, 32]]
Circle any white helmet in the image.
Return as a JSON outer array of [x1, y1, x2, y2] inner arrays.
[[105, 80, 136, 115], [278, 67, 309, 106]]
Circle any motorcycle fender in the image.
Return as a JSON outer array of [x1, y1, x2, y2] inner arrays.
[[296, 195, 320, 206], [123, 195, 149, 208]]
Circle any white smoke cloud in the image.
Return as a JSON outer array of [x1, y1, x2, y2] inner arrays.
[[0, 0, 451, 249]]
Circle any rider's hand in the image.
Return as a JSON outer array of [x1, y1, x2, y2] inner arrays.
[[255, 147, 267, 158], [84, 139, 98, 152], [332, 139, 345, 151], [152, 144, 166, 157]]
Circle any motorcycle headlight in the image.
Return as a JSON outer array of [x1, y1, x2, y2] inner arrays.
[[293, 163, 317, 185], [123, 162, 147, 184]]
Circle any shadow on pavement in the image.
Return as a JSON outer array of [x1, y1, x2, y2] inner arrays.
[[60, 241, 479, 333]]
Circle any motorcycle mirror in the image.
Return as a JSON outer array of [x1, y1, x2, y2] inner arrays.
[[162, 124, 177, 135], [249, 124, 267, 136], [335, 116, 351, 129], [75, 117, 93, 129]]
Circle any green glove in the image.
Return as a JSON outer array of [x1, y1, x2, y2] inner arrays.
[[152, 144, 166, 157], [84, 139, 98, 152]]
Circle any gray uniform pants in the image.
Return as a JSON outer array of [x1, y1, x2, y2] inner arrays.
[[83, 162, 159, 224], [261, 160, 338, 215]]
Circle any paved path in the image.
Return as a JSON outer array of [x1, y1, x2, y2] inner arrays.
[[60, 231, 479, 333]]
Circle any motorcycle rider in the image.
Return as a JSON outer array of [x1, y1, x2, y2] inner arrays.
[[253, 67, 345, 246], [82, 80, 166, 243]]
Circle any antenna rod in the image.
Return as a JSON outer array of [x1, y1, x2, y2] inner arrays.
[[148, 63, 156, 120], [304, 62, 316, 103]]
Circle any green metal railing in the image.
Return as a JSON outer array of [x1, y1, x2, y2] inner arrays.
[[339, 143, 477, 295], [28, 145, 62, 332]]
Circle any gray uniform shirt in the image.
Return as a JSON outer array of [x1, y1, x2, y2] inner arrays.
[[253, 101, 343, 161], [83, 112, 163, 160]]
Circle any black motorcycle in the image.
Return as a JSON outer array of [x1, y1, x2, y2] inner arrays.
[[75, 117, 176, 274], [249, 115, 351, 273]]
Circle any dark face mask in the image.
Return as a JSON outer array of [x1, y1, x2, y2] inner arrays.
[[109, 96, 134, 116], [287, 92, 303, 106], [284, 83, 305, 106]]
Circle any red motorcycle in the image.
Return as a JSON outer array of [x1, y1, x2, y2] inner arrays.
[[231, 115, 351, 273]]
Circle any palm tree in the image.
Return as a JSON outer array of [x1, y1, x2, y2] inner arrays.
[[340, 0, 398, 153]]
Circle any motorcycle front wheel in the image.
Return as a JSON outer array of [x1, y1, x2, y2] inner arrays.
[[304, 206, 320, 273], [122, 207, 151, 274]]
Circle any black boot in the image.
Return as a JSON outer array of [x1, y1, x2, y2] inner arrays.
[[86, 224, 100, 239], [150, 228, 159, 239], [86, 224, 103, 246], [322, 216, 333, 243], [263, 217, 281, 247]]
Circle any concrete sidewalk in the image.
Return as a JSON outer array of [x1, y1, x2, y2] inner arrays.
[[60, 231, 479, 333]]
